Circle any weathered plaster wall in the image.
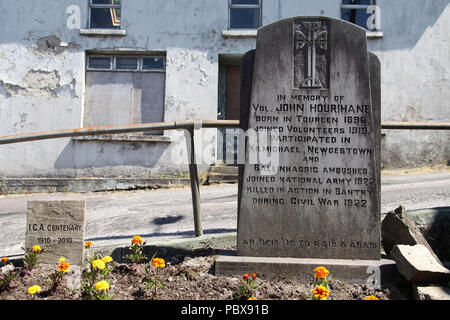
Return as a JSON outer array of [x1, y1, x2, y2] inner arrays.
[[0, 0, 448, 183], [0, 28, 85, 177], [0, 0, 236, 178], [368, 0, 450, 168]]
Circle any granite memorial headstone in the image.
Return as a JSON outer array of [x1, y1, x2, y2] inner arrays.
[[237, 16, 381, 260], [216, 16, 387, 283]]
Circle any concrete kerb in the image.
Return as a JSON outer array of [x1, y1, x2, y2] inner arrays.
[[3, 232, 237, 267], [92, 232, 238, 263]]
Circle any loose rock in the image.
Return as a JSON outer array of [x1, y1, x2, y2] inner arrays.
[[382, 206, 442, 265], [413, 284, 450, 300], [390, 244, 450, 283]]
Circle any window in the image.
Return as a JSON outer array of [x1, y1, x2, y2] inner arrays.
[[89, 0, 121, 29], [341, 0, 380, 31], [229, 0, 262, 29], [84, 54, 166, 134], [86, 55, 165, 72], [115, 57, 138, 70], [87, 56, 112, 70], [142, 57, 165, 71]]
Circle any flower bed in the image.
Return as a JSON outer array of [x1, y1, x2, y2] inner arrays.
[[0, 238, 411, 300]]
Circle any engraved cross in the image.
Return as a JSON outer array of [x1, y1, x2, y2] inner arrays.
[[295, 21, 328, 88]]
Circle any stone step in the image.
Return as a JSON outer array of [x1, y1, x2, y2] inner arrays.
[[215, 255, 397, 285], [207, 173, 238, 184], [207, 165, 238, 184], [210, 165, 238, 175]]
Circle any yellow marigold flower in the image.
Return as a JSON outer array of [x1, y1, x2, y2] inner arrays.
[[364, 295, 380, 300], [314, 266, 329, 279], [132, 235, 143, 245], [1, 257, 8, 263], [95, 280, 109, 292], [248, 297, 258, 300], [312, 285, 330, 300], [32, 245, 42, 253], [59, 257, 66, 262], [151, 258, 165, 268], [92, 259, 106, 270], [58, 261, 70, 273], [84, 241, 92, 248], [28, 285, 42, 295], [102, 256, 113, 264]]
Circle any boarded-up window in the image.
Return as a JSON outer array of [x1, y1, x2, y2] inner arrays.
[[84, 54, 165, 135]]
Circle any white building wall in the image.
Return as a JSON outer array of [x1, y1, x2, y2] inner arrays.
[[0, 0, 448, 183], [368, 0, 450, 167]]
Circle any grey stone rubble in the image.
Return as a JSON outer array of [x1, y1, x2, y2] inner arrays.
[[389, 242, 450, 300], [409, 207, 450, 263], [380, 206, 450, 300], [382, 205, 443, 265], [390, 244, 450, 283], [413, 284, 450, 300]]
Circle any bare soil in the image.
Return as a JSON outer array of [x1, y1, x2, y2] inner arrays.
[[0, 249, 411, 301]]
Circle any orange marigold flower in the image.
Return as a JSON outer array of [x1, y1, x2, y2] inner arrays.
[[364, 295, 380, 300], [84, 241, 92, 248], [312, 285, 330, 300], [1, 257, 8, 263], [314, 266, 329, 279], [132, 236, 143, 245], [243, 273, 250, 280], [248, 297, 258, 300], [58, 261, 70, 273], [151, 258, 165, 268], [251, 272, 258, 279]]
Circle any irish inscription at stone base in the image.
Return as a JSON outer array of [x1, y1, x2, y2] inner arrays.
[[215, 255, 396, 287]]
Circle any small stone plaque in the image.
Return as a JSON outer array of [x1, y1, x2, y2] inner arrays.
[[25, 201, 86, 265]]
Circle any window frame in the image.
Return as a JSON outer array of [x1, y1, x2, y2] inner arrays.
[[141, 56, 166, 72], [114, 56, 139, 71], [87, 55, 113, 71], [340, 0, 380, 31], [228, 0, 262, 30], [86, 54, 166, 73], [88, 0, 122, 29]]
